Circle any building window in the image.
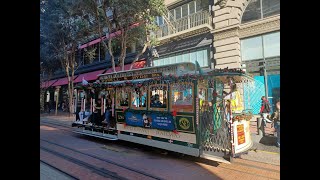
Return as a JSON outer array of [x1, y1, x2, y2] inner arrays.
[[153, 48, 209, 67], [169, 56, 176, 64], [196, 49, 206, 67], [241, 32, 280, 61], [182, 53, 190, 62], [175, 7, 182, 19], [182, 4, 188, 18], [189, 1, 195, 14], [241, 0, 261, 24], [262, 0, 280, 18], [196, 0, 209, 12], [156, 16, 164, 26], [263, 32, 280, 58], [241, 36, 263, 61], [164, 57, 170, 64], [159, 58, 165, 66], [169, 9, 175, 21], [176, 53, 183, 63], [190, 50, 197, 65], [242, 0, 280, 24], [167, 1, 209, 21]]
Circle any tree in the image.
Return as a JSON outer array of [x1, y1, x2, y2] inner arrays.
[[40, 0, 95, 114], [83, 0, 166, 72], [40, 0, 59, 112]]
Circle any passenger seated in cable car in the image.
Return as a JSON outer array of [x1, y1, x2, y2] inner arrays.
[[120, 98, 129, 106], [151, 94, 163, 107], [141, 92, 147, 107], [84, 113, 94, 126]]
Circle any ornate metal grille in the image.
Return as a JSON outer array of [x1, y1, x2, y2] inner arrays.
[[200, 80, 231, 153]]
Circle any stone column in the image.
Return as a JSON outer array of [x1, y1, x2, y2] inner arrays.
[[213, 28, 241, 69], [212, 0, 244, 69]]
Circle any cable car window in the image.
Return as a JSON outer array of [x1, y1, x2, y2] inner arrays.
[[198, 87, 207, 109], [171, 83, 194, 112], [116, 87, 129, 108], [149, 85, 168, 111], [131, 86, 147, 110]]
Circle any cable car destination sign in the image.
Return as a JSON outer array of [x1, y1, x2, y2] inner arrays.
[[98, 63, 194, 82], [100, 73, 162, 82]]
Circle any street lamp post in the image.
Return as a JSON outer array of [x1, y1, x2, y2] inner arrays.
[[261, 36, 268, 100], [260, 0, 269, 100]]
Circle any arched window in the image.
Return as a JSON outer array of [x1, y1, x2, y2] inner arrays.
[[242, 0, 280, 24]]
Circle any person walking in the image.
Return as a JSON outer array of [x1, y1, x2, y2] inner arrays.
[[260, 96, 272, 126]]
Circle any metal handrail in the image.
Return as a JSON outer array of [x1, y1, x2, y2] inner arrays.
[[156, 11, 211, 38]]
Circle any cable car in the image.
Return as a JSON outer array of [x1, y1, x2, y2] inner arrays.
[[72, 62, 254, 163]]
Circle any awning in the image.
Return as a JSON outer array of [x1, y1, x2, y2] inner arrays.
[[74, 69, 106, 83], [105, 60, 146, 73], [41, 79, 58, 88], [52, 76, 78, 87]]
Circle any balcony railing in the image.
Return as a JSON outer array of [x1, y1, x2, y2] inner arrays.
[[155, 11, 212, 40]]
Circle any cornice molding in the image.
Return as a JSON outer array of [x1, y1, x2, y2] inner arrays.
[[213, 16, 280, 41], [239, 16, 280, 38]]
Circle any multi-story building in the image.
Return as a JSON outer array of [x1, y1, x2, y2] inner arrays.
[[154, 0, 214, 69], [41, 0, 280, 114], [211, 0, 280, 113], [154, 0, 280, 114]]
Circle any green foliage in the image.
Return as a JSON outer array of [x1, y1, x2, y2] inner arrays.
[[41, 0, 166, 74], [40, 0, 97, 72], [82, 0, 166, 62]]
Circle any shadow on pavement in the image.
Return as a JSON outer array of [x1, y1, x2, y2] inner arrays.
[[259, 136, 277, 146]]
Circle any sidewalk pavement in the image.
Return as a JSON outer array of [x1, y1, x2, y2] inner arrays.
[[40, 112, 75, 125], [238, 117, 280, 165], [40, 112, 280, 166]]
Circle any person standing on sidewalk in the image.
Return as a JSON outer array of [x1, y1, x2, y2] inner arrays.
[[260, 96, 272, 126], [272, 98, 280, 147]]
